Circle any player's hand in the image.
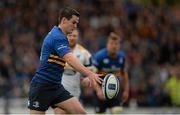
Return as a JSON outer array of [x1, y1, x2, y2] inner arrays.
[[122, 90, 129, 103], [86, 72, 103, 87]]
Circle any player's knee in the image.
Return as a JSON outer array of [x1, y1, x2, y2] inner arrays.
[[78, 109, 86, 114], [73, 106, 86, 114], [81, 77, 90, 87]]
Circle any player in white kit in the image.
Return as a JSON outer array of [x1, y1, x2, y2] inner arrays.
[[62, 29, 93, 98], [54, 29, 94, 114]]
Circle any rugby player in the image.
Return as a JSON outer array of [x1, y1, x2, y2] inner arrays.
[[53, 29, 95, 114], [83, 32, 129, 113], [28, 7, 101, 114]]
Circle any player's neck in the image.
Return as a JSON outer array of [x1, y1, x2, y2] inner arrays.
[[109, 53, 118, 58], [70, 46, 75, 51], [70, 44, 76, 51], [58, 25, 67, 35]]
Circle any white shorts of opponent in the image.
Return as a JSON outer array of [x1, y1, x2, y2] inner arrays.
[[61, 70, 81, 99]]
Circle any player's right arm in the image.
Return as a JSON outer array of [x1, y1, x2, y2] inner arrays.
[[53, 36, 102, 86], [63, 52, 102, 86]]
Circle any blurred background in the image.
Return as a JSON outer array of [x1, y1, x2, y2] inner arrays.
[[0, 0, 180, 114]]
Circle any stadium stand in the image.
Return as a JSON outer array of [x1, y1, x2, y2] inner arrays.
[[0, 0, 179, 114]]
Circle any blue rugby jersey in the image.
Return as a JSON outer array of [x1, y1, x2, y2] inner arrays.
[[31, 26, 70, 84], [92, 48, 125, 75]]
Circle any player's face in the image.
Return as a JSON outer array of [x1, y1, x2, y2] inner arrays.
[[65, 15, 79, 34], [67, 30, 79, 48], [107, 39, 120, 55]]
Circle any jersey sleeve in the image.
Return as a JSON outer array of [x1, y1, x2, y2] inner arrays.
[[83, 50, 92, 67], [92, 53, 102, 70], [120, 51, 126, 71], [54, 36, 70, 58], [82, 50, 98, 72], [122, 57, 126, 70]]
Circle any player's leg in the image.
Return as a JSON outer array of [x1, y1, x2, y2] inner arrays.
[[94, 82, 105, 100], [82, 77, 106, 113], [53, 96, 81, 114], [51, 84, 86, 114], [55, 97, 86, 114], [109, 80, 124, 114], [108, 92, 122, 114], [30, 110, 45, 114], [92, 89, 107, 113], [82, 77, 105, 100], [53, 81, 81, 114], [53, 107, 67, 114]]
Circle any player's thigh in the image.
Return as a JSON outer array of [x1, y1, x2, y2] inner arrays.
[[53, 107, 66, 114], [55, 97, 86, 114], [30, 110, 45, 114]]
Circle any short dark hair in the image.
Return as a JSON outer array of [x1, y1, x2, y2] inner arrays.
[[108, 32, 120, 41], [59, 7, 80, 23]]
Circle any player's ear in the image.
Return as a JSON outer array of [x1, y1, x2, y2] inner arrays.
[[62, 17, 68, 24]]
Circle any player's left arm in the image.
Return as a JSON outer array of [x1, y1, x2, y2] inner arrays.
[[113, 52, 129, 103], [118, 70, 129, 103]]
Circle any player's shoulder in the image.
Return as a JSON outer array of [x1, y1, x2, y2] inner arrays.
[[77, 44, 90, 53], [47, 26, 66, 40], [94, 48, 107, 59], [43, 26, 67, 47], [118, 50, 125, 57], [96, 48, 107, 55]]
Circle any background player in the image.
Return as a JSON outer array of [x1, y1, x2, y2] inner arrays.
[[28, 7, 101, 114], [94, 32, 129, 113], [53, 29, 95, 114], [83, 32, 129, 113]]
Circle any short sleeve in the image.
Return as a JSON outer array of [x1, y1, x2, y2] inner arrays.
[[83, 50, 92, 67], [54, 36, 70, 58], [122, 57, 126, 70], [119, 51, 126, 71], [92, 53, 101, 70]]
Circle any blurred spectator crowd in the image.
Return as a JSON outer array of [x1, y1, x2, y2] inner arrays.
[[0, 0, 180, 107]]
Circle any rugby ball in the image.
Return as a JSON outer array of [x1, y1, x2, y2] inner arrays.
[[102, 74, 120, 99]]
